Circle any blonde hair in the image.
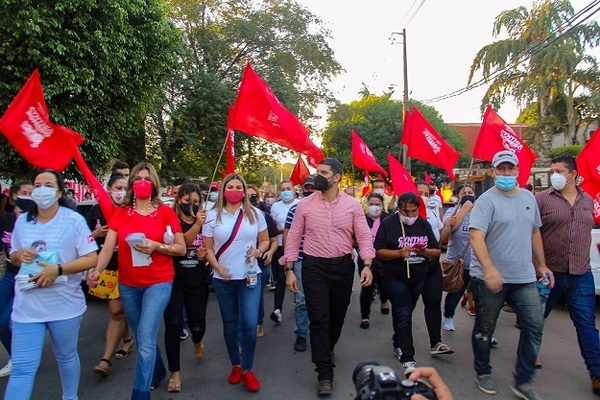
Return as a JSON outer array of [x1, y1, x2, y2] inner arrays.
[[215, 173, 258, 224], [123, 162, 163, 208]]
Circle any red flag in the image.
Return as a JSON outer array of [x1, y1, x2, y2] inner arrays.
[[577, 128, 600, 184], [73, 148, 114, 221], [580, 180, 600, 225], [401, 107, 460, 179], [229, 63, 324, 163], [360, 174, 371, 198], [0, 70, 84, 170], [388, 152, 417, 196], [289, 156, 310, 186], [473, 106, 537, 187], [306, 156, 319, 169], [351, 130, 388, 177], [424, 171, 433, 184]]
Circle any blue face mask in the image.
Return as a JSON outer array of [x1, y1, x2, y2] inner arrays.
[[208, 192, 218, 202], [495, 176, 517, 191], [280, 191, 294, 202]]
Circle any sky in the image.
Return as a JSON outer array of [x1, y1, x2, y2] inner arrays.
[[295, 0, 598, 125]]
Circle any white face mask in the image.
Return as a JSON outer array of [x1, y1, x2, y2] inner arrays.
[[110, 190, 126, 205], [31, 186, 59, 210], [550, 172, 568, 191], [367, 205, 382, 218], [400, 215, 418, 226], [265, 197, 276, 206], [373, 188, 385, 196]]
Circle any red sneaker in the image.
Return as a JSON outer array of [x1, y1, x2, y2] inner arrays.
[[468, 306, 476, 317], [243, 370, 260, 392], [460, 293, 468, 307], [228, 366, 243, 384]]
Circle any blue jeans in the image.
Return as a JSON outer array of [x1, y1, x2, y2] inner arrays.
[[4, 315, 83, 400], [258, 265, 271, 325], [0, 269, 16, 356], [545, 271, 600, 378], [382, 277, 426, 362], [213, 276, 261, 371], [293, 260, 308, 339], [119, 282, 172, 400], [471, 278, 544, 385], [443, 268, 471, 318]]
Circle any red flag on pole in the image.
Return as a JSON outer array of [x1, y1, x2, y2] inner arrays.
[[401, 107, 460, 179], [229, 63, 324, 163], [424, 171, 433, 184], [225, 106, 235, 174], [473, 106, 537, 187], [580, 180, 600, 225], [289, 156, 310, 186], [351, 130, 388, 176], [577, 128, 600, 184], [388, 152, 417, 196], [0, 69, 84, 170], [73, 148, 114, 221], [306, 156, 319, 169]]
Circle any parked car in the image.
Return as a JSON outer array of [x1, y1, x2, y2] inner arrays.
[[591, 228, 600, 295]]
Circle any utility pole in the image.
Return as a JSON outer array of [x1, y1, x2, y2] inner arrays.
[[392, 29, 411, 173]]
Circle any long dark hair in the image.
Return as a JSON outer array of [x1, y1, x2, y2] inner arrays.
[[174, 183, 203, 219], [27, 169, 68, 222]]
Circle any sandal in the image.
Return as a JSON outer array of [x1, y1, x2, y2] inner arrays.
[[430, 342, 455, 356], [194, 342, 205, 359], [94, 359, 111, 376], [168, 378, 182, 393], [380, 303, 390, 315], [115, 337, 135, 360], [359, 319, 370, 329]]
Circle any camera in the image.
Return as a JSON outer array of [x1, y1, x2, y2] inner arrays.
[[353, 361, 437, 400]]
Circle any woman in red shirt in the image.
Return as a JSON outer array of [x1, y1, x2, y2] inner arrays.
[[88, 162, 186, 400]]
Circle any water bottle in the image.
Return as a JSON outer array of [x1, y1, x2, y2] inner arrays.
[[163, 225, 174, 245], [536, 273, 551, 312], [246, 261, 258, 288]]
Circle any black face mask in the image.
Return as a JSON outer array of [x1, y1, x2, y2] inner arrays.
[[302, 190, 315, 197], [461, 195, 475, 205], [180, 202, 200, 217], [314, 175, 332, 192], [249, 194, 259, 206], [15, 197, 35, 213]]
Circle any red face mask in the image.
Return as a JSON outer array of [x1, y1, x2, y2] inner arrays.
[[223, 190, 245, 204], [133, 180, 153, 200]]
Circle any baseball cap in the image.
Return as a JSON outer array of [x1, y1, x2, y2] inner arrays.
[[492, 150, 519, 167], [303, 176, 315, 187], [210, 183, 220, 191]]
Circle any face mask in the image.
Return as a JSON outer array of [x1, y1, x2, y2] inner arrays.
[[400, 215, 418, 226], [265, 197, 276, 206], [460, 195, 475, 205], [110, 190, 126, 205], [314, 175, 332, 191], [208, 192, 218, 202], [367, 205, 382, 218], [302, 190, 314, 198], [224, 190, 245, 204], [133, 180, 153, 200], [550, 172, 568, 191], [180, 202, 199, 216], [373, 188, 385, 196], [249, 194, 259, 206], [31, 187, 59, 210], [495, 176, 517, 191], [280, 191, 294, 202], [66, 194, 73, 200], [15, 196, 35, 212]]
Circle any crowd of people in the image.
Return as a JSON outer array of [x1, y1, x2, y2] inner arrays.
[[0, 151, 598, 400]]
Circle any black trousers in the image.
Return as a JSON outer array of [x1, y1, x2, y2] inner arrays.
[[420, 259, 443, 347], [357, 260, 388, 319], [302, 254, 354, 382], [273, 246, 286, 311]]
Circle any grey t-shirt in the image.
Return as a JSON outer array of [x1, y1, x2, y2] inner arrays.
[[443, 206, 472, 269], [469, 187, 542, 284]]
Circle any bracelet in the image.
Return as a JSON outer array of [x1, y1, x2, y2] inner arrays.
[[364, 264, 372, 270], [57, 264, 63, 276], [284, 267, 294, 272], [159, 244, 168, 253]]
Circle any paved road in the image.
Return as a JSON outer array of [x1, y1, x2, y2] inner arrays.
[[0, 277, 598, 399]]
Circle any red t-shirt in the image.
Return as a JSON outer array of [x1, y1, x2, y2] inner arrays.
[[109, 205, 182, 287]]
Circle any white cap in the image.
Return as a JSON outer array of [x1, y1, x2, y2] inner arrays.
[[492, 150, 518, 167]]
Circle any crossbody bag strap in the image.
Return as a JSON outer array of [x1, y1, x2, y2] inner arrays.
[[215, 210, 244, 260]]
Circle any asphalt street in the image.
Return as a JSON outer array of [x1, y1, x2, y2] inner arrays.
[[0, 276, 598, 400]]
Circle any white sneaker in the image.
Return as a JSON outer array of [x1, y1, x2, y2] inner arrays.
[[0, 359, 12, 377], [402, 361, 416, 377], [443, 317, 455, 331]]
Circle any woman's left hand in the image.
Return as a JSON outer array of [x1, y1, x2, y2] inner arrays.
[[30, 261, 60, 288], [135, 240, 160, 255]]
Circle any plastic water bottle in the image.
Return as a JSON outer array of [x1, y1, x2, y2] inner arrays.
[[163, 225, 174, 245], [246, 261, 258, 288], [536, 273, 551, 312]]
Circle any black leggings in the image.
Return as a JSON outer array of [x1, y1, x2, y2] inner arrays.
[[357, 260, 388, 319], [420, 259, 443, 347], [164, 269, 210, 372], [272, 246, 286, 311]]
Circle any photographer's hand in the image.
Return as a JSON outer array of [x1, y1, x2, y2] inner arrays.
[[410, 367, 453, 400]]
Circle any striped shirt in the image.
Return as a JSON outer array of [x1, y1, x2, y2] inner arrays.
[[284, 203, 304, 259], [281, 191, 375, 263], [536, 186, 595, 275]]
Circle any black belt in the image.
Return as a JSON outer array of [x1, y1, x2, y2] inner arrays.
[[304, 253, 353, 264]]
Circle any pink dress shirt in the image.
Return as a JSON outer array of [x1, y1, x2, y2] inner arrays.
[[280, 190, 376, 264]]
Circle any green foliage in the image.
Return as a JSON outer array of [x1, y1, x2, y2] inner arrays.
[[545, 145, 583, 159], [321, 95, 467, 183], [0, 0, 181, 180]]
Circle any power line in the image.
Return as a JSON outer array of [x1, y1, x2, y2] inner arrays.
[[404, 0, 427, 28], [401, 0, 420, 27]]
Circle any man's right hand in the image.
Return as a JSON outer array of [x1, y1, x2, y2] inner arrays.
[[484, 266, 504, 293], [286, 269, 297, 293]]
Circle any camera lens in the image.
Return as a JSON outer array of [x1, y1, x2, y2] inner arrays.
[[352, 361, 379, 394]]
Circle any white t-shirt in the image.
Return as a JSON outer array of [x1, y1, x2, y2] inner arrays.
[[203, 206, 267, 280], [425, 208, 444, 242], [10, 207, 98, 323], [270, 199, 299, 246]]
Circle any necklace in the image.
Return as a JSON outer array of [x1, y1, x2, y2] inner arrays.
[[128, 199, 156, 217]]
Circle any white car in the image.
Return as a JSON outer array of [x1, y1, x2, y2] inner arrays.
[[591, 228, 600, 295]]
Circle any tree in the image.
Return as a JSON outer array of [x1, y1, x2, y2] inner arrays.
[[321, 94, 467, 183], [468, 0, 600, 153], [151, 0, 342, 182], [0, 0, 181, 180]]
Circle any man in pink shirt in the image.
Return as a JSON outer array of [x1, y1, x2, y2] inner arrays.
[[281, 158, 375, 397]]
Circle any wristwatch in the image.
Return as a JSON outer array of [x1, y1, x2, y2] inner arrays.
[[364, 264, 372, 270], [57, 264, 63, 276], [284, 266, 294, 272]]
